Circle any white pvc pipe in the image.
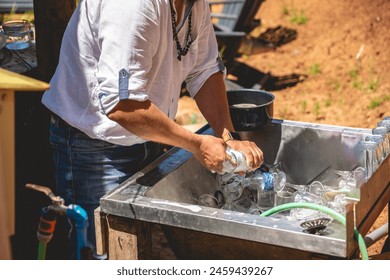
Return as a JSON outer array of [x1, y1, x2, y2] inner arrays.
[[364, 223, 389, 248]]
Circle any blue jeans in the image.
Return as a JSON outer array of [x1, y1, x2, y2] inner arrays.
[[49, 115, 164, 259]]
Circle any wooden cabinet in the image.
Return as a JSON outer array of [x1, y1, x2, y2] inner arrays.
[[0, 68, 48, 259]]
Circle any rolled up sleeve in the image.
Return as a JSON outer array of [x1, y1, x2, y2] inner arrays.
[[96, 1, 160, 114]]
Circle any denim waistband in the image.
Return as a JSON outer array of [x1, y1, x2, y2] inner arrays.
[[50, 114, 170, 155], [50, 114, 72, 128]]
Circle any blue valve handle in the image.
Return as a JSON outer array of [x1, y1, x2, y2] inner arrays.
[[66, 205, 89, 260]]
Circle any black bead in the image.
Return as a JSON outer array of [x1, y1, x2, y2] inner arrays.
[[169, 0, 193, 61]]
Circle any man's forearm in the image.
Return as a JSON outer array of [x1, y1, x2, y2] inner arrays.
[[107, 98, 231, 173], [107, 99, 202, 153], [194, 72, 235, 138]]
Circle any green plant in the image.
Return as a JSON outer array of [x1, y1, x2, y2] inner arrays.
[[314, 101, 321, 119], [366, 77, 379, 92], [2, 6, 15, 22], [368, 95, 390, 109], [325, 96, 332, 107], [301, 100, 307, 113], [282, 6, 290, 16], [349, 68, 363, 91], [218, 45, 229, 64], [2, 8, 34, 23], [290, 10, 308, 25], [349, 68, 360, 80], [338, 96, 346, 106], [352, 80, 363, 90], [219, 45, 226, 60], [309, 64, 321, 75], [20, 11, 34, 23], [281, 4, 308, 25], [326, 78, 342, 92], [334, 81, 342, 92], [369, 99, 381, 109]]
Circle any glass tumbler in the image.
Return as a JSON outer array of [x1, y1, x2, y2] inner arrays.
[[290, 181, 327, 222], [360, 140, 379, 178], [220, 173, 245, 209], [372, 127, 389, 158], [3, 19, 32, 50], [365, 134, 385, 163], [372, 126, 390, 158]]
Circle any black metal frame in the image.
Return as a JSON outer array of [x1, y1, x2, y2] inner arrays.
[[210, 0, 264, 69]]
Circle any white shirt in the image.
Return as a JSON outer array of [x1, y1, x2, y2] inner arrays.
[[42, 0, 223, 146]]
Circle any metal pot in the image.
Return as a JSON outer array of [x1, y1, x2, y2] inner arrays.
[[227, 89, 274, 131]]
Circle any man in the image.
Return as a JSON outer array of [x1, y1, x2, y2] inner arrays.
[[42, 0, 263, 258]]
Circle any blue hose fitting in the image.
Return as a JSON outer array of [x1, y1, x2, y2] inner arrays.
[[66, 204, 90, 260]]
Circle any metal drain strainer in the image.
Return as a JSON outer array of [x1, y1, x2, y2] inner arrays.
[[300, 218, 331, 235]]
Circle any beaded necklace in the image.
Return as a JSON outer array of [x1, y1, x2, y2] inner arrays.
[[168, 0, 194, 61]]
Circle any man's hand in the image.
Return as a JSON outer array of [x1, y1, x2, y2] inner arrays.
[[193, 73, 264, 172], [226, 139, 264, 172], [191, 135, 227, 174], [191, 135, 264, 174]]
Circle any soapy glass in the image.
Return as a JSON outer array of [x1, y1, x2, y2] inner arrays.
[[220, 174, 245, 202]]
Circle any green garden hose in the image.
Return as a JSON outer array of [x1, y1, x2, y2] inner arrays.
[[260, 202, 369, 260], [37, 242, 47, 260]]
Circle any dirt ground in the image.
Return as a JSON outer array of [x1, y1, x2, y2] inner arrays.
[[174, 0, 389, 258], [249, 0, 389, 257]]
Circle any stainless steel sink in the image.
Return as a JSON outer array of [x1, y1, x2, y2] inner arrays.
[[100, 119, 389, 259]]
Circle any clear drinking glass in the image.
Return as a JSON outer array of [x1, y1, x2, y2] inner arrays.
[[247, 170, 275, 210], [335, 167, 365, 201], [275, 188, 295, 206], [268, 162, 287, 192], [289, 181, 327, 222], [372, 127, 390, 158], [326, 193, 348, 215], [377, 120, 390, 154], [246, 163, 286, 210], [3, 19, 32, 50], [360, 140, 379, 178], [222, 147, 250, 173], [257, 188, 276, 210], [220, 173, 245, 209], [365, 134, 385, 163], [293, 181, 325, 204]]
